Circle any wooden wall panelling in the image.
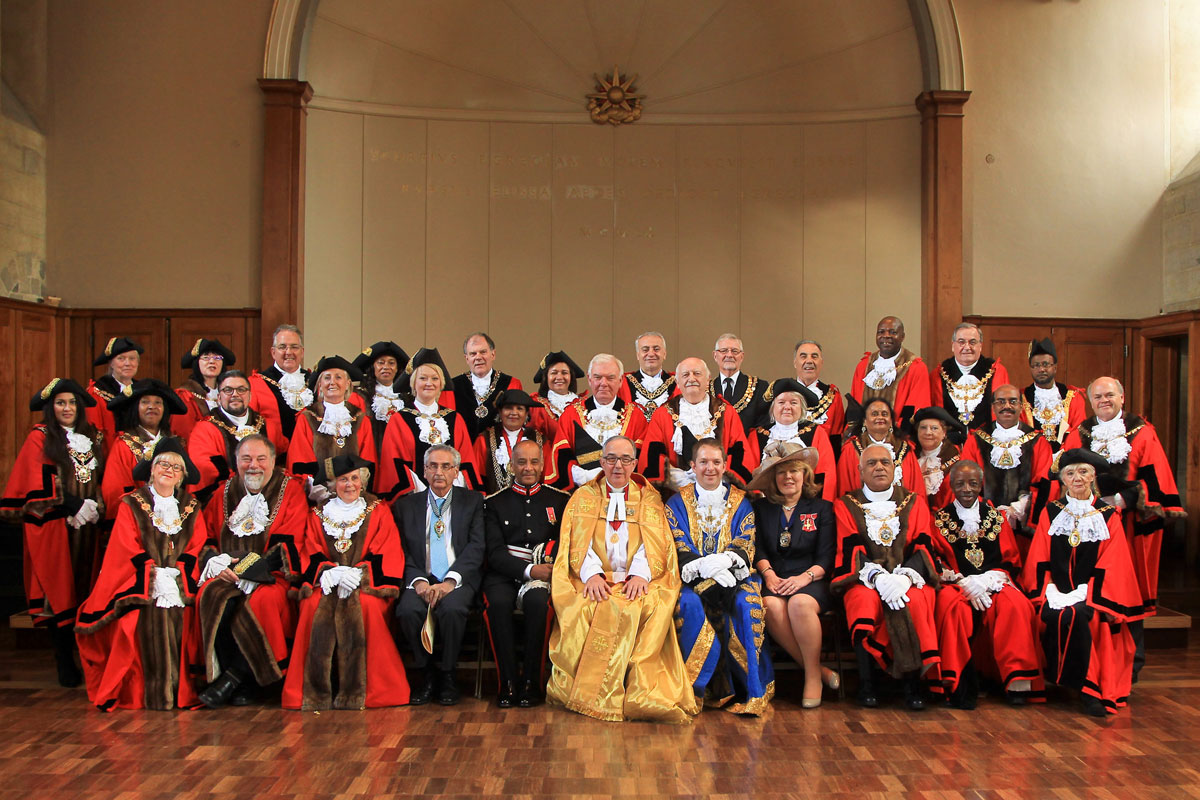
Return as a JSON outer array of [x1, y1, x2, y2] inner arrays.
[[89, 316, 170, 382], [1187, 320, 1200, 566], [170, 316, 251, 386], [0, 308, 15, 480], [1059, 326, 1128, 399], [15, 310, 58, 434], [1147, 341, 1182, 467]]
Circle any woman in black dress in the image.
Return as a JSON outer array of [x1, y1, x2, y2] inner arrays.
[[748, 441, 838, 707]]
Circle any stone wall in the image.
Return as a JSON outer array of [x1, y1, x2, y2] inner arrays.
[[0, 114, 45, 303], [1164, 173, 1200, 313]]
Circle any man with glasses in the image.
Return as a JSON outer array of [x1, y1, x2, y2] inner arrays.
[[959, 384, 1052, 553], [393, 444, 485, 706], [710, 333, 772, 433], [249, 324, 311, 456], [850, 316, 930, 430], [546, 436, 698, 722], [931, 322, 1010, 430], [188, 370, 276, 507]]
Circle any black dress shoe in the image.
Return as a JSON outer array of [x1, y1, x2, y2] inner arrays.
[[904, 677, 926, 711], [497, 681, 515, 708], [410, 670, 436, 706], [55, 655, 83, 689], [1006, 690, 1028, 706], [855, 644, 878, 708], [437, 670, 460, 706], [198, 671, 242, 708], [517, 679, 543, 708], [229, 685, 254, 707], [1081, 694, 1107, 718]]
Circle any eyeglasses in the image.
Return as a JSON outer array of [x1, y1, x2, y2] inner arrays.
[[220, 386, 250, 396], [198, 354, 225, 362], [601, 455, 637, 466], [715, 348, 743, 356], [953, 339, 981, 347], [427, 463, 458, 472], [154, 461, 186, 473], [273, 344, 303, 352], [992, 398, 1021, 406]]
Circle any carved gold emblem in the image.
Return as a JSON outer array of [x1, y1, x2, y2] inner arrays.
[[587, 67, 643, 125]]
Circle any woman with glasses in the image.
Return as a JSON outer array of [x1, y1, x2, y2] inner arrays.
[[101, 379, 189, 518], [173, 338, 236, 443], [2, 378, 105, 687], [75, 438, 210, 710]]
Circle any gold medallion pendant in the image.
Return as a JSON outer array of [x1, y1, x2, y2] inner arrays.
[[878, 524, 895, 545], [335, 435, 347, 448], [869, 375, 887, 390], [965, 545, 985, 569], [610, 534, 620, 544], [779, 531, 791, 548], [998, 448, 1014, 468], [475, 405, 489, 419], [434, 519, 446, 537], [334, 538, 352, 553], [239, 517, 258, 535], [645, 401, 658, 414], [75, 464, 93, 484], [1068, 527, 1081, 548], [428, 428, 443, 444]]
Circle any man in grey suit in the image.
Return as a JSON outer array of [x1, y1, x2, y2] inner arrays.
[[393, 444, 485, 705]]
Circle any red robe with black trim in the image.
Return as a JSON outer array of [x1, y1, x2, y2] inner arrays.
[[529, 392, 586, 442], [195, 471, 307, 685], [546, 397, 647, 489], [799, 381, 845, 452], [1021, 499, 1143, 714], [101, 431, 160, 520], [1020, 382, 1086, 452], [918, 442, 961, 512], [930, 357, 1010, 431], [247, 366, 311, 456], [186, 409, 275, 507], [1059, 414, 1184, 615], [836, 435, 923, 497], [285, 401, 378, 481], [618, 371, 680, 423], [1, 425, 104, 628], [375, 406, 480, 501], [751, 423, 838, 501], [930, 499, 1043, 697], [281, 497, 409, 710], [473, 425, 549, 495], [74, 488, 208, 710], [173, 381, 217, 444], [960, 423, 1053, 555], [637, 396, 759, 487], [86, 376, 127, 451], [850, 349, 931, 427], [830, 488, 941, 679]]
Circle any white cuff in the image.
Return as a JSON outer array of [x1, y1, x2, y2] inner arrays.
[[627, 544, 652, 582], [859, 561, 885, 587], [199, 553, 233, 586]]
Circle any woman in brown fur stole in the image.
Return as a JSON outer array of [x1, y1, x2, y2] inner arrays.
[[282, 454, 409, 710], [75, 439, 208, 710]]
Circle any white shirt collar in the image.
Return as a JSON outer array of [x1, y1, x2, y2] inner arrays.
[[954, 360, 978, 374], [469, 370, 494, 391], [414, 399, 439, 415], [719, 371, 741, 385], [863, 485, 893, 502], [274, 361, 300, 376], [221, 409, 250, 427]]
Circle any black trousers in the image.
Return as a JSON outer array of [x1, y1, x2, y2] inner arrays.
[[397, 584, 475, 672], [482, 577, 551, 685]]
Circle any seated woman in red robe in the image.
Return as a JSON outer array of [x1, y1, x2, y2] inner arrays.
[[837, 397, 922, 496], [75, 439, 209, 710], [282, 454, 409, 710], [376, 347, 480, 500], [1, 378, 105, 686], [1021, 448, 1144, 716], [101, 379, 188, 519]]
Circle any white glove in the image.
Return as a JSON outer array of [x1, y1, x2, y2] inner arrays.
[[307, 480, 332, 505], [699, 553, 736, 580], [75, 498, 100, 526], [1065, 583, 1089, 606], [152, 566, 184, 609], [319, 566, 345, 596], [680, 559, 702, 583], [940, 567, 964, 583], [570, 465, 602, 487], [859, 562, 885, 588], [1045, 583, 1070, 610], [875, 573, 912, 610], [958, 574, 992, 611], [981, 570, 1008, 594], [1008, 494, 1031, 525], [711, 569, 736, 588], [1101, 494, 1127, 510], [199, 553, 233, 586], [666, 466, 696, 491], [337, 567, 363, 599], [236, 578, 259, 596]]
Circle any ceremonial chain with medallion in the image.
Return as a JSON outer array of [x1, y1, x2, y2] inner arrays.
[[69, 445, 96, 484], [941, 365, 996, 424], [473, 372, 502, 418], [317, 507, 367, 553], [935, 507, 1000, 570]]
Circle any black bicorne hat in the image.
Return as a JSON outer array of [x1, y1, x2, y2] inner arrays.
[[398, 347, 450, 394], [106, 378, 188, 416], [93, 337, 144, 366], [317, 453, 375, 484], [131, 436, 200, 485], [29, 378, 94, 412], [352, 341, 410, 373], [306, 355, 364, 390], [1028, 338, 1057, 363], [533, 351, 585, 384], [180, 338, 236, 370]]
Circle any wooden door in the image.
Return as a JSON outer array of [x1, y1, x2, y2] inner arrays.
[[90, 317, 170, 383], [170, 316, 253, 386]]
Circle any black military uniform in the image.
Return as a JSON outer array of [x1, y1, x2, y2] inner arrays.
[[710, 371, 772, 434], [452, 371, 521, 440], [482, 481, 569, 707]]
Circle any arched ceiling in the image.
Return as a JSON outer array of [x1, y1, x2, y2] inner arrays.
[[303, 0, 925, 121]]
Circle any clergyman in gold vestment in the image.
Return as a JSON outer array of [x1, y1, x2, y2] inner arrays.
[[547, 435, 698, 722]]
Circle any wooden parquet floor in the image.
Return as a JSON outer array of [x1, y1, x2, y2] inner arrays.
[[1, 639, 1199, 800]]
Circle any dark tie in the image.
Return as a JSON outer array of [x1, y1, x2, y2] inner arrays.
[[723, 378, 735, 403]]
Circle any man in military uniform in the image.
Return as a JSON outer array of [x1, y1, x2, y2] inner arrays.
[[482, 438, 568, 708]]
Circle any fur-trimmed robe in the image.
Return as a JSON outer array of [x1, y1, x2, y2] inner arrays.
[[375, 405, 480, 500], [1059, 414, 1186, 615], [75, 487, 207, 710], [285, 400, 378, 482], [831, 487, 941, 679], [86, 375, 125, 451], [546, 397, 647, 489], [930, 357, 1010, 431], [960, 423, 1053, 532], [850, 349, 931, 428], [638, 396, 759, 487], [473, 425, 547, 495], [836, 434, 923, 497], [195, 469, 306, 686], [187, 407, 273, 506], [247, 366, 311, 456], [1, 425, 105, 628], [282, 495, 408, 710]]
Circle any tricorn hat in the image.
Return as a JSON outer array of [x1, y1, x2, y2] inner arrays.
[[131, 436, 200, 485], [107, 378, 188, 416], [765, 378, 819, 409], [352, 341, 410, 374], [1028, 338, 1057, 363], [93, 337, 143, 366], [908, 405, 968, 446], [533, 351, 585, 384], [306, 355, 364, 391], [398, 347, 450, 394], [29, 378, 94, 412], [317, 453, 374, 484], [180, 338, 236, 370]]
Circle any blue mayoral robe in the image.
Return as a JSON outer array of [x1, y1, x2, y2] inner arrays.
[[665, 484, 774, 715]]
